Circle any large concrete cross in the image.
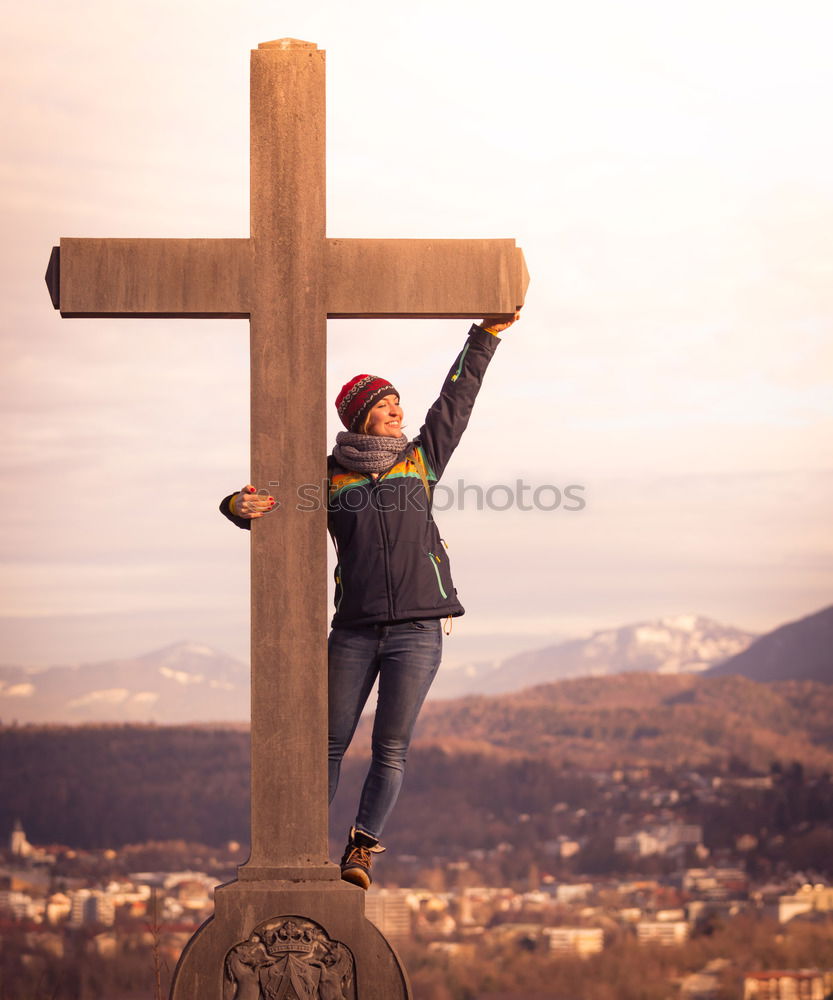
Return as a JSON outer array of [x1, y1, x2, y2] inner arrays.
[[47, 38, 527, 998]]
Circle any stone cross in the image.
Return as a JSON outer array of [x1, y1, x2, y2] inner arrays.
[[47, 38, 527, 999]]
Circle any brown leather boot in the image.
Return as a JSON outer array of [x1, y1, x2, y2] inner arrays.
[[339, 826, 385, 890]]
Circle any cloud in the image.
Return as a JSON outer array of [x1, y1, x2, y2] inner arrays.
[[67, 688, 131, 709], [159, 666, 204, 686], [1, 683, 36, 699]]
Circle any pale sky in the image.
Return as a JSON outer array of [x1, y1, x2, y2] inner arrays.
[[2, 0, 832, 669]]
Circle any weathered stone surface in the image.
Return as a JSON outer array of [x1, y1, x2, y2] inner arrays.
[[57, 238, 252, 317], [246, 39, 330, 880], [325, 238, 528, 318], [170, 881, 410, 1000]]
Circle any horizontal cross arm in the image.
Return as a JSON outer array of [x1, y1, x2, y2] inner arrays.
[[325, 238, 529, 319], [48, 239, 253, 318]]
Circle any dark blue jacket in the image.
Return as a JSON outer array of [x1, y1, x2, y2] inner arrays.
[[221, 324, 500, 627]]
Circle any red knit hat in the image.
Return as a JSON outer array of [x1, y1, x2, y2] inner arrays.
[[335, 374, 399, 432]]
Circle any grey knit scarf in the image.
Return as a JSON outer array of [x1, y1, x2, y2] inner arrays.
[[332, 431, 408, 474]]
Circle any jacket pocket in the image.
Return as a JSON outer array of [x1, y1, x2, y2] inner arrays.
[[426, 551, 448, 599]]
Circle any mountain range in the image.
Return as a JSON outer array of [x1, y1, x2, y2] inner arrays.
[[0, 605, 829, 724], [0, 642, 250, 725], [432, 613, 755, 697]]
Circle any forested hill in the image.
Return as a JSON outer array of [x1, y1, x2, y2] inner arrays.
[[707, 603, 833, 684], [405, 672, 833, 772]]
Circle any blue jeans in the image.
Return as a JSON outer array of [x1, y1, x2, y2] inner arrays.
[[328, 619, 443, 841]]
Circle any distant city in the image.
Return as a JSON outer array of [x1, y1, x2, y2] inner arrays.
[[3, 764, 833, 1000]]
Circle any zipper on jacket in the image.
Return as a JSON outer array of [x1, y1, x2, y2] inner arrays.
[[374, 480, 395, 619], [450, 342, 470, 383], [427, 551, 448, 599], [334, 564, 344, 612]]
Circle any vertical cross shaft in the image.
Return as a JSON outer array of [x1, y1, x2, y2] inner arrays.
[[244, 40, 332, 879]]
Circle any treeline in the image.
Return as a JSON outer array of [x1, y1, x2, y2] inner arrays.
[[407, 673, 833, 772], [0, 726, 251, 849], [0, 726, 595, 854]]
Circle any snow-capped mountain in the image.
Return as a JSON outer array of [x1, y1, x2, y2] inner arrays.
[[433, 615, 756, 698], [0, 641, 249, 724]]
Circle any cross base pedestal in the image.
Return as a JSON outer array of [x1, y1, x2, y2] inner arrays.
[[169, 878, 412, 999]]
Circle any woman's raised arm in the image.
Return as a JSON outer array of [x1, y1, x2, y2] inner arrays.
[[416, 311, 520, 482]]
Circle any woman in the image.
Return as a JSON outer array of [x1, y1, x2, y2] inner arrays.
[[221, 312, 519, 888]]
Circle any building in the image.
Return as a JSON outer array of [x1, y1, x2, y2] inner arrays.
[[776, 894, 815, 924], [0, 889, 37, 920], [687, 899, 748, 927], [616, 824, 703, 858], [636, 920, 689, 946], [743, 970, 833, 999], [545, 927, 604, 958], [68, 889, 116, 928], [364, 889, 412, 940], [543, 837, 582, 859], [773, 885, 833, 924], [554, 882, 593, 904], [683, 867, 749, 900], [45, 892, 72, 924], [10, 819, 33, 859], [680, 959, 732, 1000], [616, 832, 659, 856]]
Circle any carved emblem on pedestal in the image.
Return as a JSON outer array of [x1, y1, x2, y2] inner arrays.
[[224, 916, 356, 1000]]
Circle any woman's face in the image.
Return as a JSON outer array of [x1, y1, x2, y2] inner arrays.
[[365, 394, 404, 436]]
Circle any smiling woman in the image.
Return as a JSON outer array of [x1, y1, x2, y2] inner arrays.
[[362, 393, 403, 436], [220, 311, 519, 888]]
